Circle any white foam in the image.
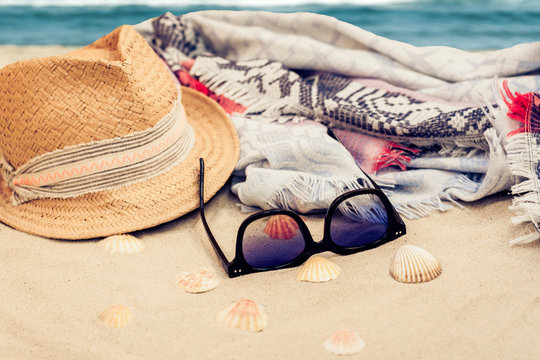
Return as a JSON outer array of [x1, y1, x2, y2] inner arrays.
[[0, 0, 417, 7]]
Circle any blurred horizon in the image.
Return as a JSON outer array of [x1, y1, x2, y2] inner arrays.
[[0, 0, 538, 49]]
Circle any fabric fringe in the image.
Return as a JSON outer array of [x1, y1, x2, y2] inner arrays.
[[191, 57, 308, 120], [509, 231, 540, 246], [393, 195, 450, 220], [502, 81, 534, 135], [501, 81, 540, 245], [393, 172, 488, 220], [447, 174, 482, 194], [264, 173, 376, 216]]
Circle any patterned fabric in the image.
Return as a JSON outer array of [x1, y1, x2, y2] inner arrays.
[[190, 55, 492, 149], [0, 91, 194, 205], [135, 11, 540, 243]]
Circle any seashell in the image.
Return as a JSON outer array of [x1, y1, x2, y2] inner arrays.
[[390, 245, 442, 283], [102, 234, 144, 254], [216, 299, 268, 332], [263, 214, 299, 240], [296, 255, 340, 283], [176, 269, 220, 293], [324, 329, 366, 355], [98, 304, 133, 328]]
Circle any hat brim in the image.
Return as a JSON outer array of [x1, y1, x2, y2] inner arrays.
[[0, 87, 240, 240]]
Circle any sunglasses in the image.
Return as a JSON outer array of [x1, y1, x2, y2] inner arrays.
[[199, 132, 406, 278]]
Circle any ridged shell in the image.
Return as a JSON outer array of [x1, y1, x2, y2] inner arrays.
[[324, 329, 366, 355], [176, 269, 220, 293], [103, 234, 144, 254], [98, 304, 133, 328], [216, 299, 268, 332], [263, 214, 299, 240], [390, 245, 442, 283], [296, 256, 340, 283]]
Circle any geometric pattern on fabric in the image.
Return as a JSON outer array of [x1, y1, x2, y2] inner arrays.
[[192, 55, 493, 149], [147, 13, 493, 150]]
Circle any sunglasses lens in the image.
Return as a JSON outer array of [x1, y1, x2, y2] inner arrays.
[[330, 193, 389, 248], [242, 214, 306, 269]]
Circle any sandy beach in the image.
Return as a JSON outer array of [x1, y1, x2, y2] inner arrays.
[[0, 45, 79, 68], [1, 46, 539, 360]]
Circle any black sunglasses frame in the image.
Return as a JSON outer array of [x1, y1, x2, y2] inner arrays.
[[199, 130, 406, 278]]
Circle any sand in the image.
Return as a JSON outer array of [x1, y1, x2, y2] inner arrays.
[[1, 46, 539, 360]]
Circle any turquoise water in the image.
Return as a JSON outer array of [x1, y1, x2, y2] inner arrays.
[[0, 0, 538, 49]]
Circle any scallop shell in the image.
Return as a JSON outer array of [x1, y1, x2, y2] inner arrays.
[[296, 256, 340, 283], [103, 234, 144, 254], [176, 269, 220, 293], [263, 214, 299, 240], [216, 299, 268, 332], [98, 304, 133, 328], [324, 329, 366, 355], [390, 245, 442, 283]]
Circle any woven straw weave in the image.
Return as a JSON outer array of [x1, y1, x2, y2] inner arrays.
[[0, 25, 239, 239]]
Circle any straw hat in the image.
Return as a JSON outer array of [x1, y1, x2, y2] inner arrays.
[[0, 25, 239, 240]]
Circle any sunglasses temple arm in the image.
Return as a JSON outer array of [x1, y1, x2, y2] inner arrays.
[[327, 129, 405, 225], [357, 167, 382, 191], [354, 163, 406, 225], [199, 159, 232, 271], [326, 128, 382, 191]]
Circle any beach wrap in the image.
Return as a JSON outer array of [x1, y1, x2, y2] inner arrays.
[[135, 11, 540, 244]]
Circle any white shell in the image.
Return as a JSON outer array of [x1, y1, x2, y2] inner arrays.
[[98, 304, 133, 328], [216, 299, 268, 332], [103, 234, 144, 254], [176, 269, 220, 293], [390, 245, 442, 283], [296, 256, 340, 282], [324, 329, 366, 355]]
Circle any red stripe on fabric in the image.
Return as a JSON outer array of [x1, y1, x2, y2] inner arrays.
[[175, 69, 246, 114], [502, 80, 535, 136]]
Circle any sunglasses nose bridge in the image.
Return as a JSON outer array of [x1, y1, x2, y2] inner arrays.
[[305, 240, 327, 257]]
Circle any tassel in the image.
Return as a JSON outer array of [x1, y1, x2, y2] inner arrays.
[[374, 142, 420, 172], [501, 80, 535, 136], [333, 129, 419, 174]]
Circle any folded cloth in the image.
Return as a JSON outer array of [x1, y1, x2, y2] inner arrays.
[[136, 11, 539, 102], [229, 117, 373, 214], [322, 117, 513, 220], [135, 11, 540, 243]]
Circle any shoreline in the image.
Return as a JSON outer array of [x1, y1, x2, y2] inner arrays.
[[0, 45, 79, 68]]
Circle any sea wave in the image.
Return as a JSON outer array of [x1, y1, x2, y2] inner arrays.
[[0, 0, 535, 7], [0, 0, 538, 48], [0, 0, 416, 6]]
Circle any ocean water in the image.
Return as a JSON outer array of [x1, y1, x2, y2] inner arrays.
[[0, 0, 538, 49]]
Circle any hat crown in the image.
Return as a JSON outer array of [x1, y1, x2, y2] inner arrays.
[[0, 25, 177, 169]]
